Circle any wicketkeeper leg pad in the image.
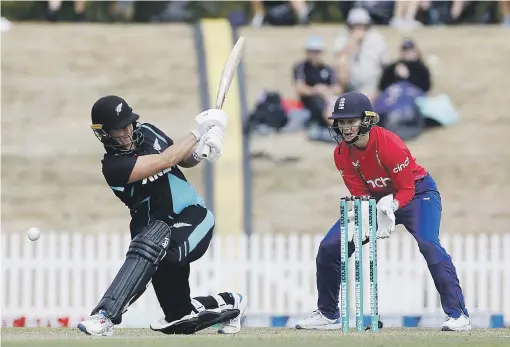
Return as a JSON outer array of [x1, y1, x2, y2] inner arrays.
[[91, 220, 172, 324]]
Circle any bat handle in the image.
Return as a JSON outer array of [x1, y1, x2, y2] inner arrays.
[[200, 105, 222, 159], [201, 144, 211, 158]]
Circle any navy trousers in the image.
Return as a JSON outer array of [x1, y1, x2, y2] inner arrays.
[[316, 174, 468, 320]]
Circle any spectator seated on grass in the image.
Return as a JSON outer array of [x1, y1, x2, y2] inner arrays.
[[293, 36, 341, 143], [389, 0, 423, 30], [374, 38, 458, 141], [338, 1, 396, 25], [250, 0, 310, 27], [500, 0, 510, 26], [46, 0, 86, 22], [417, 0, 485, 25], [378, 38, 431, 95], [333, 7, 389, 103]]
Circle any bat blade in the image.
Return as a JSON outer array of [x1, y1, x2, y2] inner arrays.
[[201, 36, 245, 159], [215, 36, 245, 109]]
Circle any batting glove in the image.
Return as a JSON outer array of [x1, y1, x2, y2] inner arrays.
[[193, 109, 228, 139], [194, 126, 224, 163]]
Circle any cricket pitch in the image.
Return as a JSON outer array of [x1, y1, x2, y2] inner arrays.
[[2, 327, 510, 347]]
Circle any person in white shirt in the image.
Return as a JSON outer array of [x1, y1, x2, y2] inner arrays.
[[333, 7, 389, 102]]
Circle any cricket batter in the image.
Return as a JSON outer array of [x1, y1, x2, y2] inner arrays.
[[77, 95, 247, 336], [296, 91, 471, 331]]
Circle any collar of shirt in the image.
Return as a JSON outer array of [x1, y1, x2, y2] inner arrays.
[[350, 128, 378, 155]]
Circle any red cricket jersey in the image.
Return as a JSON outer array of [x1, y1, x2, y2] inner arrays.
[[334, 126, 428, 209]]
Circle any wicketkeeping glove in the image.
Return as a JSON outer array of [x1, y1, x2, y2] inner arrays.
[[376, 194, 398, 239]]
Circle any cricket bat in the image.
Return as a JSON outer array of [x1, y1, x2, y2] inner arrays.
[[201, 36, 245, 159]]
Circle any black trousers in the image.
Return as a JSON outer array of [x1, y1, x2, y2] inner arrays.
[[301, 95, 329, 128], [132, 205, 215, 322]]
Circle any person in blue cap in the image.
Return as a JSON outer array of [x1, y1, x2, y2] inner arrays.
[[293, 36, 341, 141]]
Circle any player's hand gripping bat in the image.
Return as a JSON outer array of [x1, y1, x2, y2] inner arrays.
[[201, 36, 245, 159]]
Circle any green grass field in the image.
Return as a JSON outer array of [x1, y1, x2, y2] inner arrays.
[[2, 328, 510, 347]]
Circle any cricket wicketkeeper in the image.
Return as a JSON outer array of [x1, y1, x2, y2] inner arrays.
[[77, 95, 247, 336], [295, 91, 470, 331]]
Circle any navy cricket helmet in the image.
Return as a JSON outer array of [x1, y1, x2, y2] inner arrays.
[[91, 95, 143, 152], [328, 91, 379, 145]]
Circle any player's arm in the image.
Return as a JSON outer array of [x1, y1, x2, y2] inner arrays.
[[380, 140, 415, 210], [146, 124, 202, 169], [333, 36, 352, 88], [106, 110, 226, 185], [137, 108, 228, 175], [128, 133, 198, 183], [334, 147, 371, 197]]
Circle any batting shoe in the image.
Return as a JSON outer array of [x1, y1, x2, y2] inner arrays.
[[441, 314, 472, 331], [295, 310, 342, 330], [151, 309, 240, 335], [150, 312, 200, 335], [218, 293, 247, 334], [77, 310, 114, 336]]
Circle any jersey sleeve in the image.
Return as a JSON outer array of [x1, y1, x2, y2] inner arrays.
[[154, 126, 173, 146], [334, 146, 371, 197], [102, 154, 137, 187], [142, 123, 174, 147], [379, 135, 415, 209]]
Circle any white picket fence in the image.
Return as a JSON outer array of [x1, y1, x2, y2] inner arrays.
[[2, 231, 510, 327]]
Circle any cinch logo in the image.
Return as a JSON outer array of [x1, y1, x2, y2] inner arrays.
[[366, 177, 391, 188], [393, 156, 410, 173]]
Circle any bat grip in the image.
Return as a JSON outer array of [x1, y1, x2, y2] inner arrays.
[[201, 144, 211, 158], [200, 105, 222, 159]]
